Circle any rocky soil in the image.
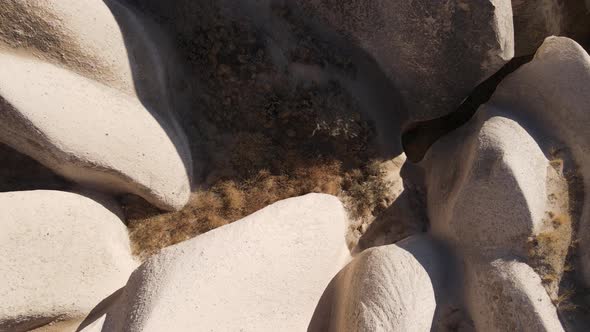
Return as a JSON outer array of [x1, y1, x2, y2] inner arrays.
[[0, 0, 589, 331]]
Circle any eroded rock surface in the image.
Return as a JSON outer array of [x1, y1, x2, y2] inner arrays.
[[0, 0, 192, 211], [410, 35, 590, 332], [0, 52, 190, 211], [512, 0, 590, 56], [295, 0, 514, 127], [309, 235, 445, 332], [0, 0, 176, 98], [422, 109, 549, 259], [466, 258, 564, 332], [79, 194, 350, 332], [1, 2, 589, 332], [488, 37, 590, 288], [0, 190, 137, 332]]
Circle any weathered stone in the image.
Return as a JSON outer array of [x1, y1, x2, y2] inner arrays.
[[0, 52, 190, 211], [0, 191, 137, 332], [466, 258, 564, 332], [422, 109, 548, 259], [488, 37, 590, 287], [309, 235, 444, 332], [294, 0, 514, 126], [0, 0, 163, 95], [79, 194, 350, 332]]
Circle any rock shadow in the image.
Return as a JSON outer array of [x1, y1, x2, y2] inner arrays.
[[104, 0, 194, 185]]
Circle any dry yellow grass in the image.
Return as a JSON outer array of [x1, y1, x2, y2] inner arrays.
[[127, 159, 390, 258], [528, 213, 573, 298]]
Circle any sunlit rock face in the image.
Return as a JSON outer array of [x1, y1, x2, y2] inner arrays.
[[0, 1, 590, 332]]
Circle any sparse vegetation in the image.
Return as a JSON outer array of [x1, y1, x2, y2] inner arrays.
[[126, 159, 395, 258], [527, 156, 573, 300], [527, 213, 572, 297], [121, 3, 405, 258], [527, 150, 590, 326]]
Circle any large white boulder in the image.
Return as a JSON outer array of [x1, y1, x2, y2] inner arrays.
[[422, 109, 549, 259], [0, 190, 137, 332], [488, 36, 590, 286], [308, 235, 443, 332], [0, 52, 190, 211], [80, 194, 350, 332], [466, 258, 564, 332], [419, 38, 586, 329], [421, 110, 568, 329], [295, 0, 514, 126]]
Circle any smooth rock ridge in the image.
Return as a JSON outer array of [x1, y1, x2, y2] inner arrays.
[[0, 52, 190, 211], [79, 194, 350, 332], [0, 190, 137, 332], [422, 108, 549, 259], [421, 106, 569, 330], [309, 235, 444, 332], [488, 36, 590, 287]]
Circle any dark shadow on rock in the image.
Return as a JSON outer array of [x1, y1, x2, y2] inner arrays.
[[306, 264, 338, 332], [103, 0, 195, 184], [485, 109, 590, 332], [402, 54, 535, 163], [0, 143, 71, 192], [354, 159, 427, 253], [73, 187, 127, 220], [354, 190, 426, 253], [400, 236, 467, 332], [118, 0, 405, 165], [282, 1, 407, 158], [111, 0, 410, 255], [76, 287, 124, 332]]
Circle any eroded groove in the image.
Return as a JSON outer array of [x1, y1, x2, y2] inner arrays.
[[402, 54, 535, 163]]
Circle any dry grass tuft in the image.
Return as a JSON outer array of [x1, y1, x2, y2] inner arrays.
[[553, 288, 579, 312], [528, 214, 572, 298], [127, 159, 392, 258]]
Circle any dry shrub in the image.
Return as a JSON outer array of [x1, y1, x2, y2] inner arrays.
[[342, 161, 391, 220], [553, 288, 578, 311], [528, 213, 573, 298], [125, 3, 398, 258], [127, 157, 393, 258]]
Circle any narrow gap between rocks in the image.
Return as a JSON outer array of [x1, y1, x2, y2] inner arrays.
[[401, 54, 535, 163]]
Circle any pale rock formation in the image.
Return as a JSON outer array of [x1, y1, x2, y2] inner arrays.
[[0, 52, 190, 211], [466, 258, 564, 332], [422, 109, 549, 259], [294, 0, 514, 126], [308, 235, 444, 332], [0, 0, 192, 210], [0, 191, 137, 332], [79, 194, 350, 332], [488, 36, 590, 287], [421, 106, 569, 330], [0, 0, 160, 95]]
